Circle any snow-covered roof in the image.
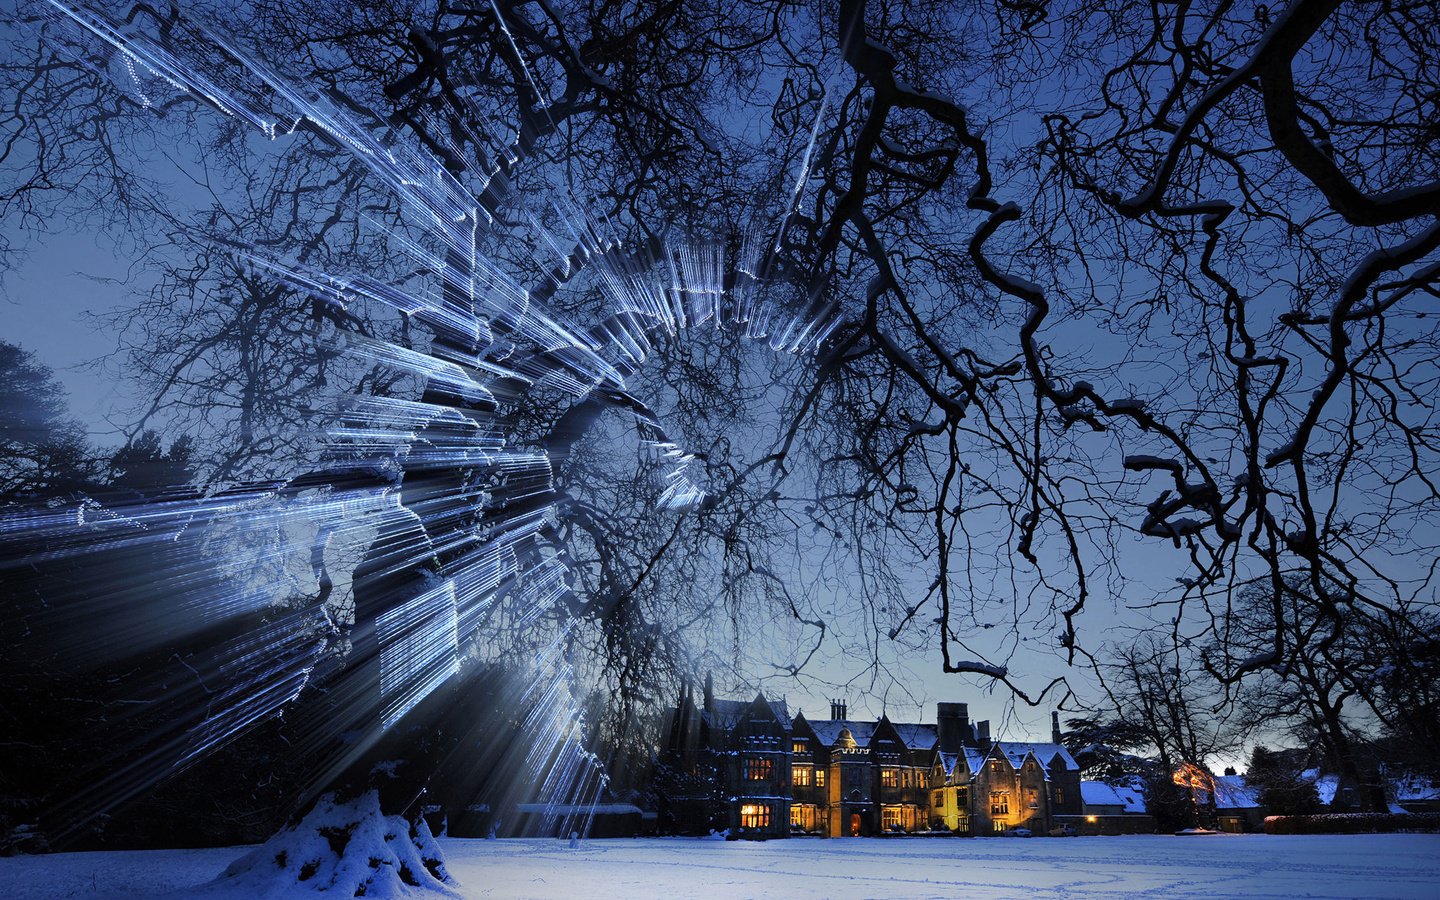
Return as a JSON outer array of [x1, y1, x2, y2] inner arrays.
[[1081, 780, 1147, 813], [1207, 775, 1262, 810], [968, 747, 990, 769], [1390, 772, 1440, 802], [995, 742, 1079, 774], [809, 719, 877, 748], [703, 699, 750, 730], [1299, 769, 1341, 806], [764, 696, 792, 728], [703, 694, 791, 731], [891, 722, 938, 750]]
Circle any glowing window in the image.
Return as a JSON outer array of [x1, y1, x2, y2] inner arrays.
[[745, 758, 773, 781], [794, 766, 812, 787], [815, 768, 826, 787], [990, 791, 1009, 816], [740, 803, 770, 829], [792, 740, 807, 754], [881, 768, 898, 788], [882, 807, 902, 830]]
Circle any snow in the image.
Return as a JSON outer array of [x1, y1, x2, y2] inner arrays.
[[1081, 780, 1147, 813], [1207, 774, 1264, 810], [4, 834, 1440, 899]]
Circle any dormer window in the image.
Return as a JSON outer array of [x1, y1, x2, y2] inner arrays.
[[792, 739, 807, 754]]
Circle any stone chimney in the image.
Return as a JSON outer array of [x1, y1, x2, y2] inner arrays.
[[937, 702, 970, 754], [1051, 710, 1063, 745], [830, 699, 847, 720], [976, 719, 991, 751]]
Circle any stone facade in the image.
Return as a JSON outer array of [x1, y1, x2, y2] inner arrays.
[[657, 687, 1083, 837]]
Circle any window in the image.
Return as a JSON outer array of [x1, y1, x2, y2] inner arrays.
[[1026, 787, 1039, 809], [792, 740, 807, 754], [1055, 786, 1065, 805], [993, 820, 1008, 833], [991, 759, 1005, 773], [956, 786, 970, 807], [790, 804, 816, 831], [815, 768, 826, 787], [745, 758, 773, 781], [740, 803, 770, 829], [882, 807, 902, 831], [931, 790, 943, 809], [990, 791, 1010, 816], [881, 768, 898, 788], [794, 766, 812, 787]]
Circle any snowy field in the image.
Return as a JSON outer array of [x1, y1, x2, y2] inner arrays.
[[3, 833, 1439, 899]]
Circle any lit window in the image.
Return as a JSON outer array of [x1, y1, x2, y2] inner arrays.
[[990, 791, 1009, 816], [790, 804, 815, 830], [794, 766, 812, 786], [792, 740, 807, 754], [745, 758, 773, 781], [991, 759, 1005, 773], [740, 803, 770, 829], [882, 807, 902, 831], [815, 768, 826, 787], [881, 768, 898, 788], [993, 820, 1007, 833], [1026, 787, 1039, 808]]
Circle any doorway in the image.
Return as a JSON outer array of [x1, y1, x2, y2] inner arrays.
[[849, 812, 861, 837]]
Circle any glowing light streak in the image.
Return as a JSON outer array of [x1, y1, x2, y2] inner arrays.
[[377, 581, 460, 729]]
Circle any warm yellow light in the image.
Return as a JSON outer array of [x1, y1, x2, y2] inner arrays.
[[1086, 815, 1097, 823], [1171, 762, 1214, 792]]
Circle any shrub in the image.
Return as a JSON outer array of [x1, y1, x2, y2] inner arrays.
[[1263, 813, 1440, 834]]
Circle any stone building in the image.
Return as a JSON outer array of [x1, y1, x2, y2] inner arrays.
[[657, 686, 1083, 837]]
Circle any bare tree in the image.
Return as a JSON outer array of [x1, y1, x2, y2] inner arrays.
[[2, 0, 1438, 878]]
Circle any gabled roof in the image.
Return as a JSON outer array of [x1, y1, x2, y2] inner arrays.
[[809, 719, 877, 748], [1206, 774, 1262, 810], [702, 698, 750, 731], [1390, 771, 1440, 802], [891, 722, 939, 751], [702, 692, 791, 732], [1080, 780, 1146, 813], [761, 694, 792, 729], [995, 742, 1079, 773]]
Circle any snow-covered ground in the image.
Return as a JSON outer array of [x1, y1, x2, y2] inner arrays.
[[4, 833, 1439, 899]]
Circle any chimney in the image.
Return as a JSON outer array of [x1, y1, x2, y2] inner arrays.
[[937, 702, 969, 754], [976, 719, 991, 751], [1051, 710, 1063, 745], [830, 699, 847, 720]]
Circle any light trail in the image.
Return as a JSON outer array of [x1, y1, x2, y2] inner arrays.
[[10, 0, 845, 840]]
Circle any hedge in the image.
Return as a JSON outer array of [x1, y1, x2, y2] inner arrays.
[[1263, 813, 1440, 834]]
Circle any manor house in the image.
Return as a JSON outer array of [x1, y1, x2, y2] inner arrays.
[[656, 680, 1083, 838]]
